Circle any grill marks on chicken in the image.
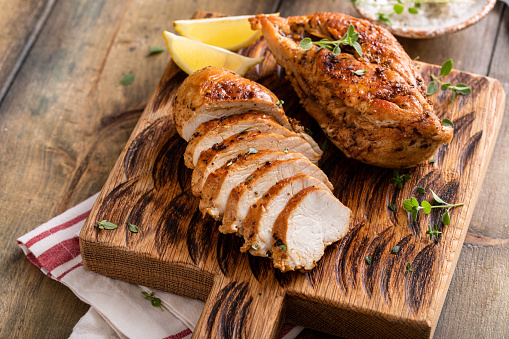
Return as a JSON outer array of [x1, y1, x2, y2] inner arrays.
[[250, 13, 454, 168], [173, 66, 351, 272], [173, 66, 292, 141]]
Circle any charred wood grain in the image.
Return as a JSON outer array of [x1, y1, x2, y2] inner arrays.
[[216, 234, 244, 277], [186, 211, 218, 265], [405, 244, 438, 314], [155, 191, 199, 257], [362, 227, 394, 299], [458, 131, 483, 175]]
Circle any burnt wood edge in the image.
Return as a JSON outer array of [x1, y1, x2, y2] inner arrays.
[[283, 292, 430, 339], [428, 78, 506, 337], [79, 236, 214, 302]]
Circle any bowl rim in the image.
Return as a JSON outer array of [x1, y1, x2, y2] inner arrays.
[[354, 0, 497, 39]]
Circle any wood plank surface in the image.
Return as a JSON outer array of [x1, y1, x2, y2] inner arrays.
[[0, 0, 507, 338], [0, 0, 56, 103], [79, 12, 505, 338], [0, 1, 279, 338]]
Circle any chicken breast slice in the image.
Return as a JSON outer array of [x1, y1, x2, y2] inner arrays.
[[191, 130, 322, 196], [241, 174, 331, 257], [173, 66, 292, 141], [221, 158, 333, 235], [271, 186, 351, 272], [250, 13, 453, 168], [184, 112, 321, 169], [200, 150, 307, 219]]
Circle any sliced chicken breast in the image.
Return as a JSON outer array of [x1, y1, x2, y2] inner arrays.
[[173, 66, 292, 141], [184, 112, 321, 169], [200, 150, 307, 219], [191, 130, 322, 196], [271, 186, 351, 272], [241, 174, 331, 257], [221, 158, 333, 235]]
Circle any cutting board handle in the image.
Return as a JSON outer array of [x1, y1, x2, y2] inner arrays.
[[192, 274, 285, 338]]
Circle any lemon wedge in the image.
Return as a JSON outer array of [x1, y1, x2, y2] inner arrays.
[[163, 31, 264, 76], [173, 14, 278, 51]]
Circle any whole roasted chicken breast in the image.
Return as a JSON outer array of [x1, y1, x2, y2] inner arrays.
[[250, 13, 453, 168]]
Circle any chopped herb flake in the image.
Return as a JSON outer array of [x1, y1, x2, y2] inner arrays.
[[127, 222, 139, 233], [95, 220, 118, 230], [120, 73, 135, 86], [148, 46, 165, 56]]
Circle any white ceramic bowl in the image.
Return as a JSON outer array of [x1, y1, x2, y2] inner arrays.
[[354, 0, 497, 38]]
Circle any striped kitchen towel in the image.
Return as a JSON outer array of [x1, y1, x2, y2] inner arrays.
[[17, 193, 303, 339]]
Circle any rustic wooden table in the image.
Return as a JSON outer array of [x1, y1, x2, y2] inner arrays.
[[0, 1, 507, 338]]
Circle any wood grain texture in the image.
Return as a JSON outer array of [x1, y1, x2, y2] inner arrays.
[[0, 0, 56, 103], [79, 12, 506, 338], [0, 1, 279, 338], [1, 0, 508, 337]]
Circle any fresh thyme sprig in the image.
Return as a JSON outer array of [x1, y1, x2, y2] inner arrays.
[[403, 190, 464, 224], [426, 224, 442, 241], [405, 263, 413, 275], [427, 59, 471, 101], [390, 170, 411, 189], [299, 24, 363, 57], [95, 220, 118, 230], [141, 291, 164, 311]]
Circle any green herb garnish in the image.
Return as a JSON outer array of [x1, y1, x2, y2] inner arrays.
[[226, 161, 233, 167], [354, 69, 367, 76], [426, 224, 442, 241], [429, 159, 437, 164], [417, 187, 426, 194], [95, 220, 118, 230], [391, 246, 400, 254], [279, 244, 287, 251], [390, 170, 411, 189], [441, 118, 454, 127], [321, 139, 329, 152], [247, 147, 258, 155], [403, 190, 464, 223], [427, 59, 471, 101], [251, 244, 259, 250], [284, 148, 289, 154], [148, 46, 165, 56], [241, 126, 260, 133], [405, 263, 413, 275], [377, 12, 393, 26], [275, 100, 284, 108], [366, 256, 372, 265], [141, 291, 163, 311], [120, 73, 135, 86], [388, 204, 396, 211], [246, 175, 253, 182], [299, 24, 363, 57], [127, 222, 139, 233], [304, 127, 313, 136]]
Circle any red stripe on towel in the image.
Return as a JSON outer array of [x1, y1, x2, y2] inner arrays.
[[56, 262, 83, 281], [25, 211, 90, 248], [36, 237, 80, 272], [163, 328, 192, 339]]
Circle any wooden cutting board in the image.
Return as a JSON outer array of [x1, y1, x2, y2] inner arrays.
[[79, 11, 505, 339]]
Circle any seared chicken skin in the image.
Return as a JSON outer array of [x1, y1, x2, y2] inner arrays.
[[250, 13, 453, 168]]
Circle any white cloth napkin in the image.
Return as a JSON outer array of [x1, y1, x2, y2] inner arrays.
[[17, 193, 304, 339]]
